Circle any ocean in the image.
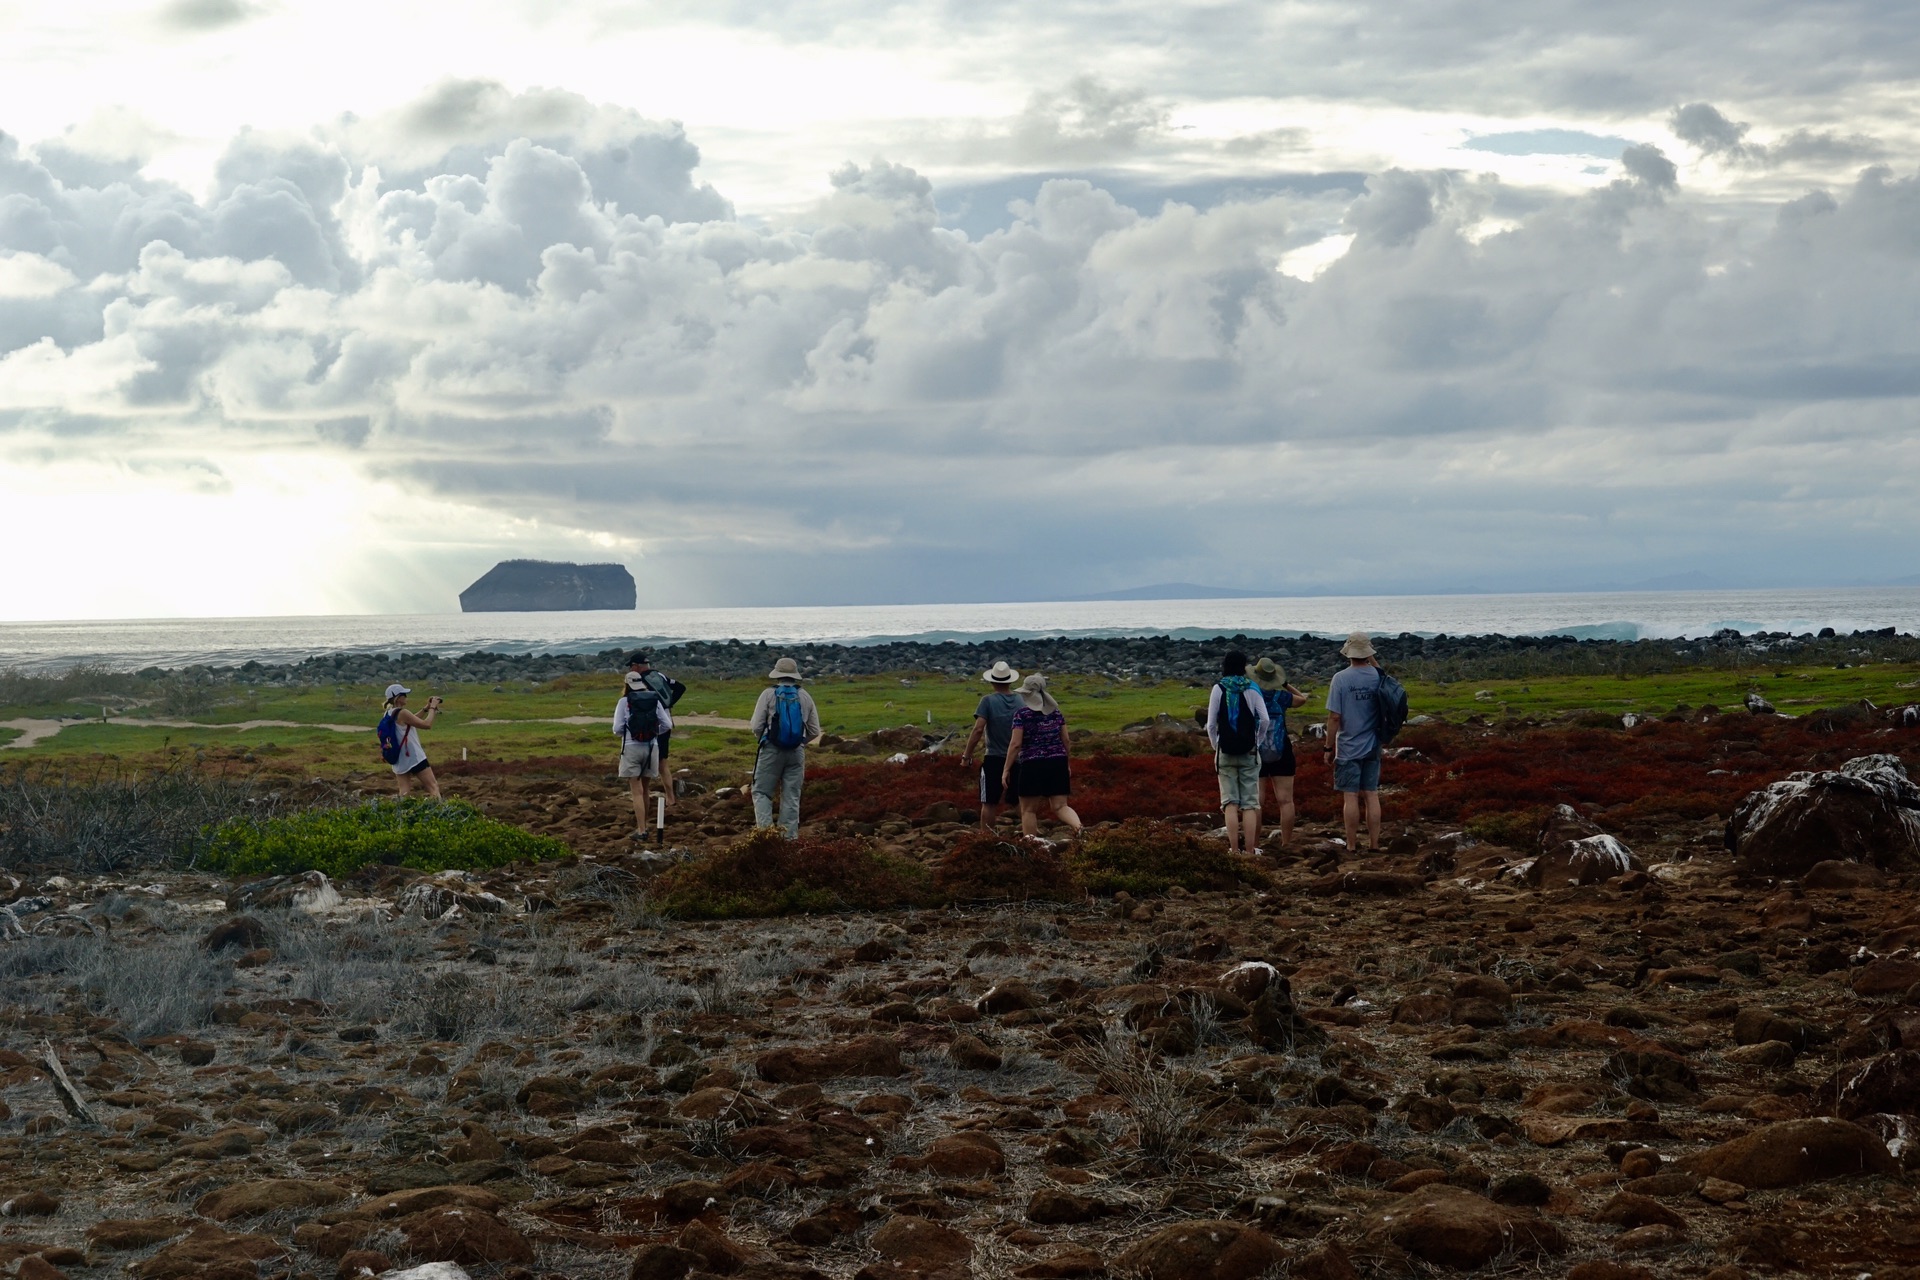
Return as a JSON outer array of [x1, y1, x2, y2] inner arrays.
[[2, 587, 1917, 672]]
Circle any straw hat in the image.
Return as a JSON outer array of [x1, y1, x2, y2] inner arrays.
[[1016, 673, 1059, 714], [982, 661, 1021, 685], [1340, 631, 1376, 659], [1251, 657, 1286, 690], [768, 657, 803, 681]]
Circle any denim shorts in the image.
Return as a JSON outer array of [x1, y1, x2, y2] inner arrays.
[[1216, 750, 1262, 809], [1333, 751, 1382, 793]]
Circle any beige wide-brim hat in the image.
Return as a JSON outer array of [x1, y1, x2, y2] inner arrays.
[[983, 661, 1021, 685], [1341, 631, 1376, 659], [1252, 657, 1286, 690], [1016, 673, 1059, 713], [768, 657, 803, 681]]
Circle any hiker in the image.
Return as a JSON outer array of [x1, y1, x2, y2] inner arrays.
[[959, 660, 1025, 827], [382, 684, 442, 799], [1004, 674, 1083, 837], [1324, 631, 1384, 854], [1207, 652, 1272, 855], [749, 656, 820, 837], [1252, 657, 1307, 850], [613, 670, 673, 838], [626, 652, 683, 806]]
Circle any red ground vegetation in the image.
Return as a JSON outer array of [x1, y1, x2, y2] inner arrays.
[[933, 830, 1080, 903], [805, 714, 1918, 834], [651, 828, 934, 918]]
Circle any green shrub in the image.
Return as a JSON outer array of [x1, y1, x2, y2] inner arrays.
[[1068, 818, 1270, 896], [202, 798, 570, 879], [1462, 806, 1546, 849], [934, 830, 1082, 903], [652, 828, 934, 919]]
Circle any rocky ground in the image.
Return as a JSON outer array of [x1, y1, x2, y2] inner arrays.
[[92, 627, 1920, 688], [3, 764, 1920, 1280]]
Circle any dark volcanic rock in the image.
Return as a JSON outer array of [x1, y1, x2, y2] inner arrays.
[[1115, 1220, 1287, 1280], [1676, 1117, 1898, 1188], [1525, 805, 1640, 888], [458, 559, 636, 612], [1726, 754, 1920, 875], [1360, 1185, 1565, 1267]]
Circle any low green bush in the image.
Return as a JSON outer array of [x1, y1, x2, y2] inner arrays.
[[202, 798, 570, 878], [652, 828, 935, 919], [1462, 806, 1546, 849], [1068, 818, 1270, 896]]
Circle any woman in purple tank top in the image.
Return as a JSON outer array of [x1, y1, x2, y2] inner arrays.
[[1002, 674, 1083, 837]]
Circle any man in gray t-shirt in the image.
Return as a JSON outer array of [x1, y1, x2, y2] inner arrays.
[[1323, 631, 1386, 854], [960, 662, 1026, 826]]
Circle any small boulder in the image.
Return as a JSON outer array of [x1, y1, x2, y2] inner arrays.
[[1362, 1185, 1565, 1268], [1813, 1050, 1920, 1121], [870, 1216, 974, 1273], [755, 1035, 904, 1083], [1676, 1117, 1898, 1188], [195, 1179, 347, 1221], [629, 1244, 700, 1280], [202, 915, 269, 953], [1726, 754, 1920, 876], [947, 1034, 1003, 1071], [0, 1191, 59, 1216], [397, 1207, 534, 1266], [1114, 1220, 1287, 1280], [1525, 806, 1639, 888], [1027, 1188, 1108, 1224], [1804, 860, 1887, 890]]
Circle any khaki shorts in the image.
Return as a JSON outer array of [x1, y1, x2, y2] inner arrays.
[[619, 739, 660, 779], [1216, 750, 1262, 809]]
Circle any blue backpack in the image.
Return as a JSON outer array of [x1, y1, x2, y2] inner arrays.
[[765, 685, 808, 749], [376, 710, 404, 764]]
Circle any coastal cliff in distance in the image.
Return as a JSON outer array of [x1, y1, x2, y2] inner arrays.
[[458, 561, 637, 612]]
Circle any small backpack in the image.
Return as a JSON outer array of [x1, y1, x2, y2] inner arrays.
[[1374, 667, 1410, 746], [765, 685, 808, 749], [624, 687, 662, 742], [1215, 683, 1259, 754], [376, 710, 405, 765]]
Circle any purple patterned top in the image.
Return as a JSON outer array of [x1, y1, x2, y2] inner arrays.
[[1012, 708, 1068, 761]]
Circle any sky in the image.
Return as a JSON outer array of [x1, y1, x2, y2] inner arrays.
[[2, 0, 1919, 618]]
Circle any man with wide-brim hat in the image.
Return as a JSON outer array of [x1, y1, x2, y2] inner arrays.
[[959, 660, 1024, 828], [1251, 656, 1308, 850], [748, 657, 821, 836], [1324, 631, 1384, 854]]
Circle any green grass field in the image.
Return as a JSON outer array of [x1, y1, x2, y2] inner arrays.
[[4, 662, 1916, 774]]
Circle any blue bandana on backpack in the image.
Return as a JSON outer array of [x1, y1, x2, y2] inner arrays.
[[1215, 675, 1259, 754]]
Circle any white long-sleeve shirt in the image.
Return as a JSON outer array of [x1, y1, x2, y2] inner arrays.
[[1205, 682, 1271, 751]]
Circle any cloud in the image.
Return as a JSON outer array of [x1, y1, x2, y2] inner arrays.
[[6, 83, 1920, 607], [1671, 101, 1887, 168], [158, 0, 263, 32]]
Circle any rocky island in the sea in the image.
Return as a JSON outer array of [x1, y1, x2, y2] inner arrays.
[[457, 559, 637, 612]]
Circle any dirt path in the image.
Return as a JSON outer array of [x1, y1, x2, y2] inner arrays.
[[466, 713, 754, 731], [0, 718, 68, 749], [2, 712, 755, 749], [0, 715, 372, 750]]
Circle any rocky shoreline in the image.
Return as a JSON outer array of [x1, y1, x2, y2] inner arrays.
[[136, 627, 1920, 689]]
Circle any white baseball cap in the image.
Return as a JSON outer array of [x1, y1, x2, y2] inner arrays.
[[384, 683, 411, 699]]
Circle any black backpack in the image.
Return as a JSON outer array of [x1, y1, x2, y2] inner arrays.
[[1215, 684, 1259, 754], [624, 687, 662, 741], [1374, 667, 1410, 746]]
